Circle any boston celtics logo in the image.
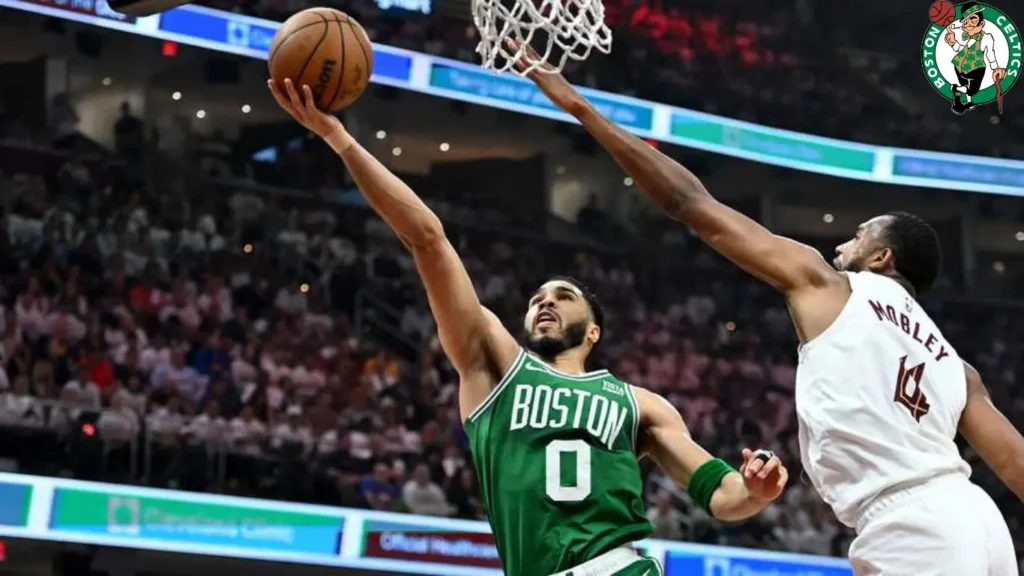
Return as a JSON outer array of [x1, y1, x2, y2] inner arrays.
[[921, 1, 1020, 115]]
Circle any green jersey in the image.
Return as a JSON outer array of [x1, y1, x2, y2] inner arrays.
[[463, 349, 652, 576]]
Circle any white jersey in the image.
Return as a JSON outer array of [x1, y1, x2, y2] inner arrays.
[[795, 271, 971, 527]]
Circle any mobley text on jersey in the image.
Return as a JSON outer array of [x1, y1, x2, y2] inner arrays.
[[868, 299, 950, 363], [508, 384, 629, 451]]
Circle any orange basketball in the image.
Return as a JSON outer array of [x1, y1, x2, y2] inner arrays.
[[268, 8, 374, 112], [929, 0, 956, 27]]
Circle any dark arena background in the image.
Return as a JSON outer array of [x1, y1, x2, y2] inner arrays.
[[0, 0, 1022, 574]]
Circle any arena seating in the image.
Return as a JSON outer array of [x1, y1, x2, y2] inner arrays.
[[1, 105, 1023, 566]]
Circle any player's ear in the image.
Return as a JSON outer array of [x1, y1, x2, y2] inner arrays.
[[587, 323, 601, 347], [869, 246, 896, 274]]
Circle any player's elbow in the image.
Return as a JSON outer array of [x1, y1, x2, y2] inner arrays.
[[991, 448, 1024, 501], [404, 214, 446, 251]]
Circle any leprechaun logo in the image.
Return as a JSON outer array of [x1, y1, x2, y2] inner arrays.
[[921, 1, 1021, 115]]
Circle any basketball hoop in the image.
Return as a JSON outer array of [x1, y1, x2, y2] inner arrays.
[[472, 0, 612, 76]]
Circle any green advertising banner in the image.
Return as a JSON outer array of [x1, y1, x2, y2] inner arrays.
[[50, 487, 344, 556], [670, 114, 877, 173]]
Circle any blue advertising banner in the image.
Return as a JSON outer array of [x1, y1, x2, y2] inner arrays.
[[892, 153, 1024, 190], [0, 481, 32, 527], [429, 63, 655, 132], [664, 548, 854, 576]]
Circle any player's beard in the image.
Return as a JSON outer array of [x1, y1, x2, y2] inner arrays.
[[835, 255, 865, 273], [524, 320, 588, 361]]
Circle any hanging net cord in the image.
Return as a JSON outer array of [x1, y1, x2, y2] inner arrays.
[[472, 0, 612, 75]]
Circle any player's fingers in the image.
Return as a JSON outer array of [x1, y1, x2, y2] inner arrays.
[[267, 80, 292, 110], [745, 457, 764, 477], [301, 84, 318, 113], [739, 448, 753, 475], [283, 79, 305, 115], [757, 456, 781, 479], [777, 466, 789, 489], [503, 38, 527, 72]]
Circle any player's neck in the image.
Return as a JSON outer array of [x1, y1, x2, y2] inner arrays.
[[537, 349, 591, 376], [884, 271, 917, 298]]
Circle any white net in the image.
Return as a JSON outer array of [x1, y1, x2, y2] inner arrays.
[[472, 0, 612, 76]]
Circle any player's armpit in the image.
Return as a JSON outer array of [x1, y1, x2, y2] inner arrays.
[[412, 239, 518, 372], [569, 103, 838, 294], [959, 362, 1024, 501]]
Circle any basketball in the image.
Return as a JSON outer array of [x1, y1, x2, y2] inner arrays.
[[929, 0, 956, 27], [268, 8, 373, 112]]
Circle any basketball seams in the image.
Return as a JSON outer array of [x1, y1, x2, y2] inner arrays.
[[347, 19, 372, 97], [292, 12, 329, 104], [268, 20, 332, 66], [325, 16, 347, 112]]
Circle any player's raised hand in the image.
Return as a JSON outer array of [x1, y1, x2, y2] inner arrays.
[[504, 39, 586, 114], [740, 448, 789, 503], [268, 78, 343, 140]]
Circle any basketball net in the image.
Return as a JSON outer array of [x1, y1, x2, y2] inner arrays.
[[472, 0, 612, 76]]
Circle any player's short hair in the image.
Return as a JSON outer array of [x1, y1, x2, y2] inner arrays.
[[548, 275, 605, 332], [881, 212, 942, 294]]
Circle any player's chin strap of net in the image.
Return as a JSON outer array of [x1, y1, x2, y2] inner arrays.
[[472, 0, 612, 76]]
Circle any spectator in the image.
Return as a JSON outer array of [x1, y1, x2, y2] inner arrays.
[[0, 375, 43, 426], [271, 404, 313, 454], [151, 349, 203, 403], [360, 461, 400, 511], [402, 462, 454, 516], [97, 392, 140, 442], [647, 491, 686, 540]]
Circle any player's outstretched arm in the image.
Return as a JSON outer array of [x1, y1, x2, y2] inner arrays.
[[633, 386, 788, 522], [268, 80, 520, 413], [514, 48, 836, 295], [959, 362, 1024, 501]]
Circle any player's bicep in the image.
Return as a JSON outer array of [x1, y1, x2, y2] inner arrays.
[[959, 362, 1024, 500], [686, 199, 837, 293], [412, 238, 517, 376], [634, 387, 713, 487]]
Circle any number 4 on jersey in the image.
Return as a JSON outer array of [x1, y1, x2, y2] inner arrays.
[[894, 355, 930, 422]]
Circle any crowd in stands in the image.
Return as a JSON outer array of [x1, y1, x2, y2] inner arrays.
[[2, 102, 1024, 568]]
